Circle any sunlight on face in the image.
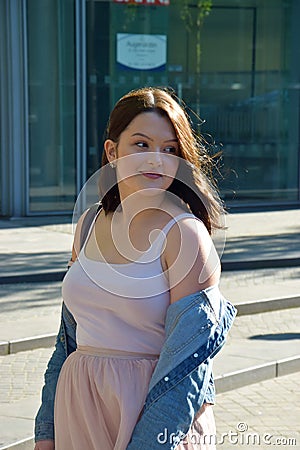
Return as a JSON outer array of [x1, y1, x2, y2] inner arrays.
[[114, 112, 180, 198]]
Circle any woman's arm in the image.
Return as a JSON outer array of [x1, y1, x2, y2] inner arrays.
[[126, 218, 229, 449], [164, 217, 221, 304], [34, 441, 55, 450]]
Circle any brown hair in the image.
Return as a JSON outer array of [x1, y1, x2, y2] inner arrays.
[[99, 87, 224, 234]]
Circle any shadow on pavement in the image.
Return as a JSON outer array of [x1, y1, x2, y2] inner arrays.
[[0, 283, 62, 312], [0, 252, 70, 275], [249, 332, 300, 341], [223, 231, 300, 261], [0, 216, 71, 229]]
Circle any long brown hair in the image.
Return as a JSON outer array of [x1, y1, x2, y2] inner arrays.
[[99, 87, 224, 234]]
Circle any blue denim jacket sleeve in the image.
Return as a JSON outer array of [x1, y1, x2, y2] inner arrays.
[[127, 359, 214, 450], [127, 286, 237, 450], [34, 302, 77, 442]]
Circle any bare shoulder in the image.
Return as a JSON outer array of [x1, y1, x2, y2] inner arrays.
[[164, 216, 221, 304], [166, 216, 212, 255]]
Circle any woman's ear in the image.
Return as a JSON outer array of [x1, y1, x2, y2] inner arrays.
[[104, 139, 117, 164]]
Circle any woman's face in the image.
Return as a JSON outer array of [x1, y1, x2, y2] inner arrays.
[[105, 111, 180, 200]]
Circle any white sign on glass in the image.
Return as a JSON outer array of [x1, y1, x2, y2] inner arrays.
[[117, 33, 167, 71]]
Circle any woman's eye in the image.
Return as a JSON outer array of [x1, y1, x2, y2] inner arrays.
[[136, 142, 148, 149], [164, 146, 177, 154]]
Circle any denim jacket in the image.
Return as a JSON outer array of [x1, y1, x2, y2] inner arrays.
[[35, 302, 77, 441], [35, 286, 236, 447], [127, 285, 236, 449]]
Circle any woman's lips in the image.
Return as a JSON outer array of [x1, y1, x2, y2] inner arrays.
[[141, 173, 163, 179]]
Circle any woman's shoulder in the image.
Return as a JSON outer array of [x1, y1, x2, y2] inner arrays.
[[163, 210, 220, 303], [165, 214, 212, 272], [161, 201, 211, 256], [167, 210, 209, 243]]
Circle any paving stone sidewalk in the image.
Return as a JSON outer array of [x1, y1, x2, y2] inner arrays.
[[0, 209, 299, 448], [1, 306, 300, 448], [0, 347, 53, 448], [0, 349, 299, 449], [213, 371, 300, 449]]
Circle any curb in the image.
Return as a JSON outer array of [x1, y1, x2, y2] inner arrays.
[[0, 438, 34, 450], [1, 356, 300, 450], [0, 257, 299, 285], [0, 271, 66, 285], [0, 335, 56, 356], [1, 296, 299, 356], [221, 257, 300, 271], [215, 354, 300, 393], [236, 295, 300, 316]]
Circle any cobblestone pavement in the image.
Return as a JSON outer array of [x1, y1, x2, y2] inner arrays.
[[214, 372, 300, 449], [0, 348, 53, 405], [0, 349, 299, 449], [227, 306, 300, 340], [214, 306, 300, 375], [0, 347, 54, 447], [219, 266, 300, 302]]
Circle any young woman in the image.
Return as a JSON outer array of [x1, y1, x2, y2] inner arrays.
[[34, 87, 236, 450]]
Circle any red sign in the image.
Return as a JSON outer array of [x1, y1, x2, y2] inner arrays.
[[114, 0, 169, 5]]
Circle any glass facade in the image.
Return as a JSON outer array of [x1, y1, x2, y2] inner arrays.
[[26, 0, 76, 212], [86, 0, 300, 208], [1, 0, 298, 216]]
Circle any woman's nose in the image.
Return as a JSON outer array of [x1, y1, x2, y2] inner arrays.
[[147, 150, 162, 166]]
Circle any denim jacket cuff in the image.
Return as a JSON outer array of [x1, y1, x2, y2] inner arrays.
[[35, 421, 55, 442]]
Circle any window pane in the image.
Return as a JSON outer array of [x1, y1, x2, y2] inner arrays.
[[27, 0, 76, 212], [198, 1, 299, 204], [86, 0, 299, 206]]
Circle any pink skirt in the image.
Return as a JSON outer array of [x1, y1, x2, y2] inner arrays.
[[54, 346, 216, 450]]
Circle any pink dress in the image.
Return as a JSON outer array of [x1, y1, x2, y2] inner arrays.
[[54, 213, 216, 449]]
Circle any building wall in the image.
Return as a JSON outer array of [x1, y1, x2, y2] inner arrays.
[[0, 0, 299, 216]]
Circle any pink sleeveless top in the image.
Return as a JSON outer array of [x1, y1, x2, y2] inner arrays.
[[62, 212, 195, 354]]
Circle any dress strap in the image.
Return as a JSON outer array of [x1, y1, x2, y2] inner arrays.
[[80, 203, 102, 250], [80, 207, 102, 253], [151, 213, 199, 259], [160, 213, 198, 236]]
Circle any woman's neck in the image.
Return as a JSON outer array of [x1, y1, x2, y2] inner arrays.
[[117, 189, 167, 224]]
